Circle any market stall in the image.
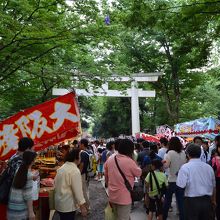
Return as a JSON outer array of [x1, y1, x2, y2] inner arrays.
[[174, 117, 220, 139], [0, 92, 81, 220]]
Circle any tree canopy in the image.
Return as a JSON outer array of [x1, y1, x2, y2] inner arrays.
[[1, 0, 220, 137]]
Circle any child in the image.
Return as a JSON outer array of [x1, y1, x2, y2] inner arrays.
[[145, 160, 168, 220], [97, 148, 104, 181]]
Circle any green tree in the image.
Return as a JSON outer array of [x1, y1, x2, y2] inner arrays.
[[119, 0, 220, 124], [0, 0, 114, 118]]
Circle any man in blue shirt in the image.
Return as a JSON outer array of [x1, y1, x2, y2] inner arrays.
[[137, 140, 150, 166]]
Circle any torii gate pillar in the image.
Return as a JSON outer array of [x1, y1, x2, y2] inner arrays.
[[131, 81, 140, 136]]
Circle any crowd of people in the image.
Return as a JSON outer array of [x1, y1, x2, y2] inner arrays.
[[0, 134, 220, 220]]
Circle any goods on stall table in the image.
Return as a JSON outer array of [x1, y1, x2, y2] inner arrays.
[[40, 178, 54, 187], [35, 157, 56, 166]]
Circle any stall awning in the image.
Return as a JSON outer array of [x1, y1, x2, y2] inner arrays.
[[174, 117, 220, 138]]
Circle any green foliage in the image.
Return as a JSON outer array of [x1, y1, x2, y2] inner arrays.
[[1, 0, 220, 138], [92, 97, 131, 137], [0, 0, 114, 118], [115, 0, 220, 124]]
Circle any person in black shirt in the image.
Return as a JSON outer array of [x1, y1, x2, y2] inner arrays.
[[137, 141, 150, 166], [79, 139, 90, 210]]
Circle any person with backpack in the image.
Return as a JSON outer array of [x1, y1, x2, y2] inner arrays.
[[137, 141, 150, 166], [212, 136, 220, 220], [141, 143, 162, 209], [0, 137, 35, 220], [79, 138, 91, 210], [145, 160, 168, 220], [141, 142, 162, 181], [142, 143, 162, 169], [7, 151, 37, 220]]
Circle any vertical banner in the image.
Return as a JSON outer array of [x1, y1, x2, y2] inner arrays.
[[0, 92, 81, 160]]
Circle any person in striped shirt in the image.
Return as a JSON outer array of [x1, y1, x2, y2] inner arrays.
[[7, 151, 37, 220]]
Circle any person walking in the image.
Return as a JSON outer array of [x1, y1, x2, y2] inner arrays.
[[137, 141, 150, 166], [212, 137, 220, 220], [163, 137, 186, 220], [104, 139, 142, 220], [0, 137, 35, 220], [177, 143, 216, 220], [79, 139, 91, 210], [145, 160, 168, 220], [7, 151, 37, 220], [55, 149, 87, 220], [158, 137, 169, 160], [193, 136, 208, 163]]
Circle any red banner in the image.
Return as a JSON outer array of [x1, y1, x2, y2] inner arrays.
[[0, 92, 81, 160]]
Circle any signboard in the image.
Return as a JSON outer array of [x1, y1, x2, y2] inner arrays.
[[175, 117, 220, 136], [156, 125, 174, 140], [0, 92, 81, 160]]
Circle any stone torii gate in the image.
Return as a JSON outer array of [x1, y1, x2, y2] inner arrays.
[[52, 73, 163, 136]]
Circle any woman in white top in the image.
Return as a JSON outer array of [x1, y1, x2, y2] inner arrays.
[[55, 148, 87, 220], [163, 137, 187, 220]]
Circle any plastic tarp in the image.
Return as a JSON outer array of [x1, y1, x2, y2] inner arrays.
[[174, 117, 220, 138]]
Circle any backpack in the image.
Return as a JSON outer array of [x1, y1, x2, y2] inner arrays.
[[101, 150, 108, 163], [0, 155, 23, 204], [149, 170, 167, 199], [0, 169, 13, 204], [82, 150, 95, 178]]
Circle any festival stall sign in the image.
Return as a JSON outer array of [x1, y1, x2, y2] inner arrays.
[[0, 92, 81, 161], [156, 124, 175, 140], [174, 117, 220, 137]]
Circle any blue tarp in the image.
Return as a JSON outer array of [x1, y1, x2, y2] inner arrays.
[[175, 117, 220, 139]]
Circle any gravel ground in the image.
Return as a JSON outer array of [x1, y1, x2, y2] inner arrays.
[[54, 179, 178, 220], [75, 179, 108, 220]]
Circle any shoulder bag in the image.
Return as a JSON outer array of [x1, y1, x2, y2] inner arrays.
[[114, 156, 143, 202]]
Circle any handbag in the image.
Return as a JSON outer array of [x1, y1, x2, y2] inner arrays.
[[104, 203, 116, 220], [114, 156, 144, 201]]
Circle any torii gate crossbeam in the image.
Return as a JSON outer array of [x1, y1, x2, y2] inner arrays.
[[53, 73, 163, 136]]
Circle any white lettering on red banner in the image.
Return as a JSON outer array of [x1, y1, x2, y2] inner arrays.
[[0, 93, 81, 160]]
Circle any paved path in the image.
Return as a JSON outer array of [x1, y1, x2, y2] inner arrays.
[[76, 179, 178, 220], [130, 200, 178, 220]]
